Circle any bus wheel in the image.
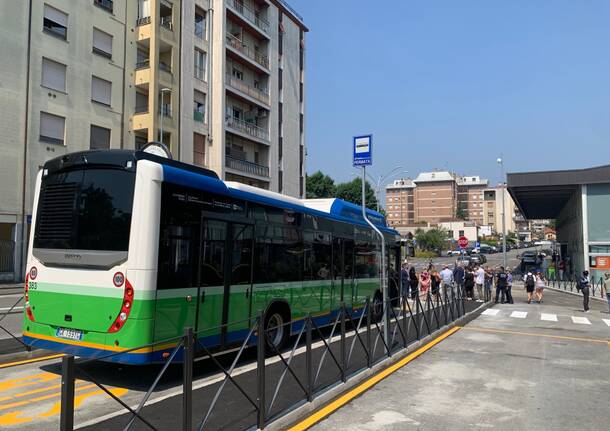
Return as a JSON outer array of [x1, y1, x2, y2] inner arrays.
[[264, 308, 289, 352], [371, 291, 384, 322]]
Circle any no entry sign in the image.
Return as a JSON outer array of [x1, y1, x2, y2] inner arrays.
[[458, 236, 469, 249]]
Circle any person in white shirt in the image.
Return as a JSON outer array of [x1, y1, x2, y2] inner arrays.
[[439, 265, 454, 300], [475, 266, 485, 302]]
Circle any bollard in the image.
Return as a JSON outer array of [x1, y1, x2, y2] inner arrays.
[[60, 355, 75, 431], [182, 327, 193, 431], [256, 312, 266, 429]]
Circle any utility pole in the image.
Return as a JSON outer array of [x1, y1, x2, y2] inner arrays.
[[497, 157, 507, 268]]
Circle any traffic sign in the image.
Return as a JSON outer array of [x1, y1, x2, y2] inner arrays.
[[458, 236, 469, 249], [353, 134, 372, 166], [475, 241, 480, 249]]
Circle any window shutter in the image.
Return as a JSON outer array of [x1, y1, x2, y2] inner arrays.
[[40, 112, 65, 143], [90, 125, 111, 149], [44, 4, 67, 26], [91, 76, 111, 105], [93, 28, 112, 56], [41, 58, 66, 92]]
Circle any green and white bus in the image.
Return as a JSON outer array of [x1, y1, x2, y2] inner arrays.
[[23, 150, 401, 364]]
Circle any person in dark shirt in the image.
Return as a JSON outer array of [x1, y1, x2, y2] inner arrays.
[[464, 267, 475, 300], [453, 264, 465, 300], [409, 267, 419, 301], [495, 267, 508, 303]]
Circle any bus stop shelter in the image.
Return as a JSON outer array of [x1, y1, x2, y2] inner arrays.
[[507, 164, 610, 280]]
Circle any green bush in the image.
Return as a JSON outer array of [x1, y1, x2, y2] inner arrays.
[[415, 250, 438, 259]]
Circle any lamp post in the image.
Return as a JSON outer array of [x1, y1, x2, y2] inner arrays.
[[353, 166, 407, 212], [159, 87, 171, 144], [497, 157, 507, 268]]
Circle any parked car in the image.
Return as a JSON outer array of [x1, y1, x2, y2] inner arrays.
[[479, 244, 496, 254], [470, 254, 487, 265], [446, 250, 462, 257], [455, 256, 472, 266]]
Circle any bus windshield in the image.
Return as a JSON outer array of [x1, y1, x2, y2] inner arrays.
[[34, 168, 135, 253]]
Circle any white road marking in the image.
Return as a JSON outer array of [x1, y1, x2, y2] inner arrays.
[[0, 306, 24, 312], [571, 316, 591, 325], [601, 319, 610, 327], [510, 311, 527, 319], [540, 313, 557, 322], [482, 309, 500, 316]]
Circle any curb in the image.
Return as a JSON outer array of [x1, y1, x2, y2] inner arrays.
[[267, 300, 492, 431]]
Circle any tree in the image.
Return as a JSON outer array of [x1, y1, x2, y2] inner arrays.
[[415, 228, 449, 252], [334, 178, 378, 211], [455, 201, 467, 220], [306, 171, 335, 199]]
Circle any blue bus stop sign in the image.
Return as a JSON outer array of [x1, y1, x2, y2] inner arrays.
[[353, 135, 372, 166]]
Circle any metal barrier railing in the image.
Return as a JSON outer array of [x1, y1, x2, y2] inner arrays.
[[59, 285, 476, 430], [0, 292, 29, 351], [546, 275, 606, 298]]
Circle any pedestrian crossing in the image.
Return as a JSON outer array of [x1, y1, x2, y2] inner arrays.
[[481, 308, 610, 328]]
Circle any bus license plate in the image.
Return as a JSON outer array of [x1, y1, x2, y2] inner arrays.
[[56, 328, 83, 341]]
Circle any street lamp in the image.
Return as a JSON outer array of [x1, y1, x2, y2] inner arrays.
[[497, 157, 507, 268], [159, 87, 171, 144], [353, 166, 408, 212]]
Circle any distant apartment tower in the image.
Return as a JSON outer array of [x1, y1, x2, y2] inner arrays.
[[483, 186, 517, 234], [412, 171, 457, 224], [0, 0, 307, 282], [385, 179, 416, 226], [456, 175, 488, 225]]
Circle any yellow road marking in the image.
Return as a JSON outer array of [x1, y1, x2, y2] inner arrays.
[[39, 387, 128, 418], [463, 326, 610, 344], [0, 380, 90, 403], [0, 372, 58, 393], [0, 384, 97, 411], [0, 411, 31, 426], [0, 354, 64, 370], [288, 326, 462, 431]]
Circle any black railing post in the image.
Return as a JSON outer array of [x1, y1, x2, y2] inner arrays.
[[340, 302, 346, 382], [183, 327, 193, 431], [402, 293, 407, 348], [385, 298, 391, 358], [257, 312, 266, 429], [366, 298, 372, 368], [305, 315, 313, 402], [60, 355, 75, 431]]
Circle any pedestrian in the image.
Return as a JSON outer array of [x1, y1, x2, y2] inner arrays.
[[558, 259, 566, 281], [524, 271, 535, 304], [431, 269, 442, 302], [419, 269, 431, 300], [535, 273, 545, 303], [602, 272, 610, 314], [464, 266, 475, 300], [409, 267, 419, 302], [495, 267, 508, 303], [440, 265, 454, 301], [548, 261, 556, 281], [578, 270, 591, 312], [484, 266, 494, 302], [400, 261, 410, 302], [505, 268, 514, 304], [453, 264, 465, 300], [541, 256, 549, 278], [475, 265, 485, 302]]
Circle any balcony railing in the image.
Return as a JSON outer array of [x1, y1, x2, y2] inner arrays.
[[226, 116, 269, 141], [226, 155, 269, 177], [159, 61, 172, 73], [94, 0, 113, 13], [194, 110, 204, 122], [160, 16, 173, 30], [226, 33, 269, 69], [137, 16, 151, 26], [226, 0, 269, 34], [136, 59, 149, 69], [225, 74, 269, 105]]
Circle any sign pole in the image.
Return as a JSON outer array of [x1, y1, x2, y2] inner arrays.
[[354, 134, 388, 354]]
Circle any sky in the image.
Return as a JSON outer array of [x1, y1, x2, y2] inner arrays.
[[289, 0, 610, 188]]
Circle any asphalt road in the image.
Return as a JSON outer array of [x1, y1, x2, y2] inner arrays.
[[311, 286, 610, 431]]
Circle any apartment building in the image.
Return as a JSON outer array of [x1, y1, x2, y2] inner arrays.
[[482, 186, 517, 234], [385, 179, 416, 226], [456, 175, 488, 225], [412, 171, 457, 224], [0, 0, 307, 281]]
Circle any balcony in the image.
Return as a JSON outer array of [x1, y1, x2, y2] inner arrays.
[[94, 0, 113, 13], [226, 155, 269, 177], [137, 16, 151, 26], [226, 0, 269, 35], [226, 116, 269, 142], [226, 33, 269, 70], [225, 74, 269, 106]]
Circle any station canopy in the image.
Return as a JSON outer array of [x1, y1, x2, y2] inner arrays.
[[507, 164, 610, 219]]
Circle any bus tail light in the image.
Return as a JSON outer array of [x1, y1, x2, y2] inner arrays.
[[108, 278, 134, 333], [24, 272, 35, 322]]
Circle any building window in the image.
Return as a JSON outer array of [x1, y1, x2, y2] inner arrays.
[[193, 132, 205, 166], [232, 67, 243, 81], [92, 28, 113, 58], [194, 49, 206, 80], [39, 112, 65, 145], [194, 8, 206, 39], [90, 125, 111, 149], [94, 0, 113, 14], [41, 57, 66, 92], [91, 76, 111, 106], [43, 4, 68, 40], [459, 230, 465, 236], [193, 91, 205, 122]]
